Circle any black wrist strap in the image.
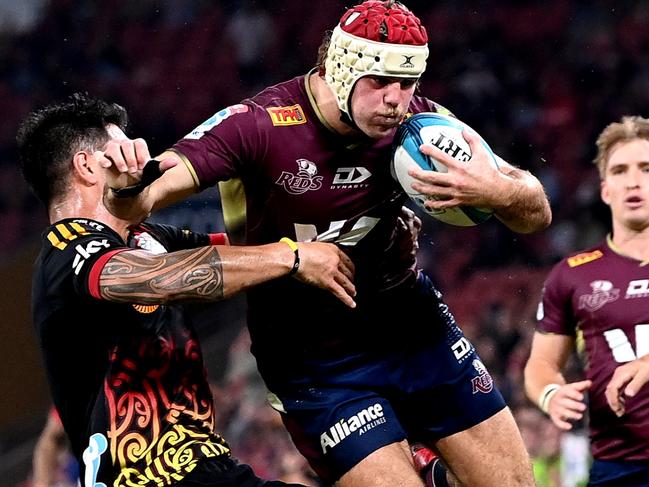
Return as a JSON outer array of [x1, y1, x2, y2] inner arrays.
[[279, 237, 300, 276], [111, 159, 163, 198]]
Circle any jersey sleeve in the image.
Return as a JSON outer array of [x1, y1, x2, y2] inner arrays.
[[172, 103, 262, 189], [43, 220, 129, 300], [130, 223, 208, 251], [536, 261, 577, 336]]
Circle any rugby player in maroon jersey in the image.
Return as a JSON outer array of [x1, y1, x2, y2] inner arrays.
[[525, 116, 649, 486], [18, 93, 357, 487], [103, 2, 551, 486]]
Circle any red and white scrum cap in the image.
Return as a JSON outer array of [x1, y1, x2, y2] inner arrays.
[[325, 1, 429, 117]]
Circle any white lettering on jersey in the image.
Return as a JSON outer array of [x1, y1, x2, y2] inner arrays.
[[626, 279, 649, 298], [72, 219, 104, 231], [72, 239, 110, 275], [331, 167, 372, 188], [317, 220, 346, 242], [336, 217, 379, 246], [276, 159, 324, 195], [638, 325, 649, 358], [293, 218, 379, 247], [471, 359, 494, 394], [604, 324, 649, 363], [320, 403, 385, 453], [451, 336, 473, 362], [578, 280, 620, 311]]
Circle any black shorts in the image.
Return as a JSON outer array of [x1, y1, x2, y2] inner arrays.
[[175, 457, 307, 487]]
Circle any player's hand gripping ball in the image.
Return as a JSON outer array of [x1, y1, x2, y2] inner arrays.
[[391, 112, 498, 226]]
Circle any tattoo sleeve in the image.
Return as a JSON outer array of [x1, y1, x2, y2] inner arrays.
[[99, 247, 224, 303]]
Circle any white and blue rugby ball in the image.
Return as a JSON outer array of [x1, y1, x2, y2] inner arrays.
[[391, 112, 499, 226]]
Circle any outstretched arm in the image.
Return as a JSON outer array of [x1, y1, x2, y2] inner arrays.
[[524, 332, 591, 430], [100, 241, 356, 308], [408, 130, 551, 233]]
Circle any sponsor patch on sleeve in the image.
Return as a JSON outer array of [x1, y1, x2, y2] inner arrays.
[[266, 104, 307, 126], [567, 250, 603, 267], [185, 104, 249, 139]]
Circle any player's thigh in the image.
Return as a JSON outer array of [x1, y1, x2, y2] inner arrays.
[[435, 407, 534, 487], [276, 388, 409, 484], [336, 440, 423, 487]]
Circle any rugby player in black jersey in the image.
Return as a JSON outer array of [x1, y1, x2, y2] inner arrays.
[[17, 92, 358, 487]]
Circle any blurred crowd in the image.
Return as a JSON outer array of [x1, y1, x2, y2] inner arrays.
[[3, 0, 649, 485]]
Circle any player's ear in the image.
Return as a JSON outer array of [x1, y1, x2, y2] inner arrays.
[[72, 150, 100, 185], [600, 179, 611, 206]]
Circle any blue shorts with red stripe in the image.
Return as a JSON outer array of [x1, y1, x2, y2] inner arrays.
[[265, 273, 507, 483]]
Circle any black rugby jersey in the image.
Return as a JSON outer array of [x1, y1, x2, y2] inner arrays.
[[32, 218, 229, 486]]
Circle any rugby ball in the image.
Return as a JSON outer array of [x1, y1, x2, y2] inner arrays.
[[391, 112, 498, 226]]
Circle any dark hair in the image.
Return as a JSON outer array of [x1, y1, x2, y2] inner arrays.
[[16, 92, 128, 205]]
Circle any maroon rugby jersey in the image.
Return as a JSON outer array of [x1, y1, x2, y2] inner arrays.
[[537, 237, 649, 460], [173, 73, 445, 367]]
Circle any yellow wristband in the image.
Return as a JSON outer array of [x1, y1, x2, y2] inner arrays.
[[279, 237, 300, 275]]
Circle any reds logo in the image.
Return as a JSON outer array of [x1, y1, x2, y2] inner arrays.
[[276, 159, 323, 195], [578, 280, 620, 311], [471, 359, 494, 394]]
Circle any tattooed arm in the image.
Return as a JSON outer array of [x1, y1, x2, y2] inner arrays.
[[99, 242, 357, 307]]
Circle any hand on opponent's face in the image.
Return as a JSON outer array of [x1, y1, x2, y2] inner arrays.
[[96, 136, 177, 223], [97, 137, 177, 190]]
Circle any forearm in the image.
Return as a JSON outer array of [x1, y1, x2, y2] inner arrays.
[[493, 168, 551, 233], [99, 244, 294, 303], [149, 150, 199, 212], [524, 356, 566, 405]]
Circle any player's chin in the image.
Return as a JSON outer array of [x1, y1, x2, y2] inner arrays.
[[624, 213, 649, 230], [365, 123, 398, 139]]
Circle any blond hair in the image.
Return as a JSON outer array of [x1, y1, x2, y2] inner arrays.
[[594, 115, 649, 178]]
